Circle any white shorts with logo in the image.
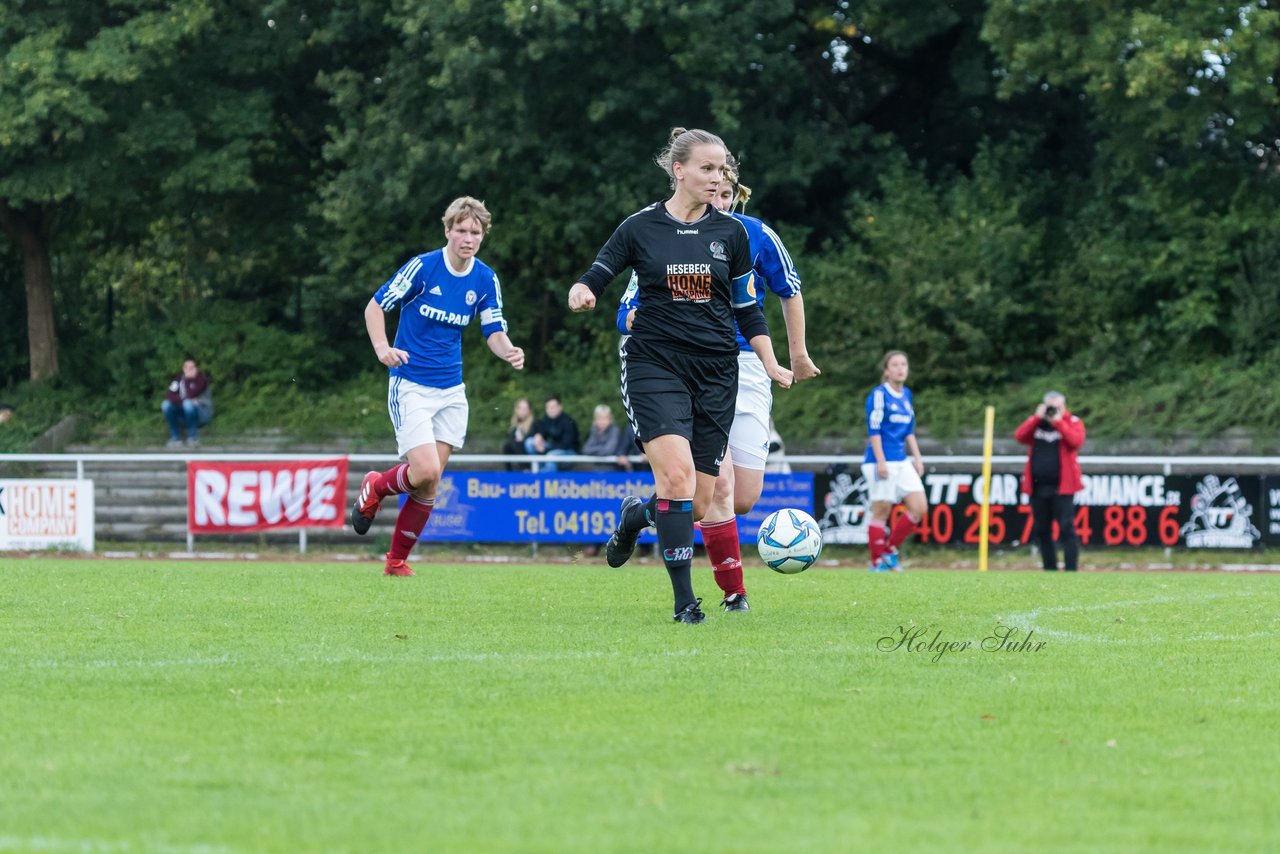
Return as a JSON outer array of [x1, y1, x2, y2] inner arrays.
[[728, 352, 772, 471], [388, 377, 468, 458], [862, 460, 925, 503]]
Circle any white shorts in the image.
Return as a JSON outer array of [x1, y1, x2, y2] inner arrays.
[[728, 352, 772, 471], [388, 378, 468, 458], [861, 460, 925, 503]]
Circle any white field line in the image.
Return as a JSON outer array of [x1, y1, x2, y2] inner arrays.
[[1, 644, 896, 673], [0, 648, 716, 672], [1002, 590, 1277, 644], [0, 836, 230, 854]]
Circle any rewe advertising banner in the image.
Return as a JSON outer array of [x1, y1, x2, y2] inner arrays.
[[187, 459, 349, 534]]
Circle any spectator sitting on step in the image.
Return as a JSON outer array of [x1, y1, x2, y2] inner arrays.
[[524, 394, 579, 471], [581, 404, 623, 465], [503, 397, 535, 456], [162, 357, 214, 448]]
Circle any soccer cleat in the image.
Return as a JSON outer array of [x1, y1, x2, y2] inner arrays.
[[673, 598, 706, 624], [869, 560, 890, 573], [882, 549, 901, 572], [721, 593, 750, 612], [350, 471, 382, 536], [383, 555, 414, 577], [606, 495, 644, 568]]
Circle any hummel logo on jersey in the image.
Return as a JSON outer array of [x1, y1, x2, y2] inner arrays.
[[676, 228, 699, 235], [429, 285, 443, 296]]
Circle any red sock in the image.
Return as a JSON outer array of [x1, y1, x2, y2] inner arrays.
[[388, 495, 434, 560], [868, 519, 887, 565], [374, 463, 413, 499], [702, 517, 745, 596], [889, 512, 918, 549]]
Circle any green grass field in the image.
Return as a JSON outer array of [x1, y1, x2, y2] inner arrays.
[[2, 558, 1277, 853]]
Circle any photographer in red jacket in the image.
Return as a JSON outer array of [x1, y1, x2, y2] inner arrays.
[[1014, 391, 1086, 571]]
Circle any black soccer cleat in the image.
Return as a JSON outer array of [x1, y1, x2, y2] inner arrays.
[[350, 471, 381, 536], [721, 593, 750, 613], [606, 495, 645, 568], [673, 598, 706, 624]]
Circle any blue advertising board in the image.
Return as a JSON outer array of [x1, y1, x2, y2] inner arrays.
[[417, 471, 814, 543]]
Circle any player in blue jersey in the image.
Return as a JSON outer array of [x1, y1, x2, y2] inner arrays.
[[616, 154, 820, 611], [863, 350, 927, 572], [350, 196, 525, 576], [569, 128, 793, 624]]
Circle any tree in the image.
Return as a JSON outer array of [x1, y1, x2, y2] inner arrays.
[[311, 0, 877, 371], [0, 1, 282, 381], [982, 0, 1280, 358]]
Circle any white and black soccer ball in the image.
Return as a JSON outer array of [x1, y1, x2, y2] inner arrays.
[[756, 508, 823, 574]]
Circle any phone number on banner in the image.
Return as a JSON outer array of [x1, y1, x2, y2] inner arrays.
[[422, 471, 814, 543]]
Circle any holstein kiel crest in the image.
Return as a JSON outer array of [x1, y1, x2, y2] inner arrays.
[[1181, 475, 1261, 548]]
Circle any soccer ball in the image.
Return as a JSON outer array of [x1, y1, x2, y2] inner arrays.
[[756, 508, 823, 574]]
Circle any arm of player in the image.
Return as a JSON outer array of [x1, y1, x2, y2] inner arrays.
[[732, 269, 792, 388], [746, 334, 793, 389], [867, 392, 888, 478], [486, 331, 524, 370], [905, 433, 925, 477], [617, 273, 639, 333], [364, 298, 410, 367], [779, 293, 820, 381], [869, 435, 889, 479], [573, 219, 634, 313], [754, 221, 817, 381]]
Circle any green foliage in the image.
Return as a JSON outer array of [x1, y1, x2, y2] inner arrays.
[[3, 1, 1279, 449]]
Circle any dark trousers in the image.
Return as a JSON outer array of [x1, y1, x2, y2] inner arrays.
[[1030, 483, 1078, 571]]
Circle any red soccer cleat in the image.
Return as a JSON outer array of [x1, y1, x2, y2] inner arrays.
[[351, 471, 382, 535], [383, 556, 415, 577]]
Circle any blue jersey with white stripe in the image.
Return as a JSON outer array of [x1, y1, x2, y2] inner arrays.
[[372, 249, 507, 389], [615, 211, 799, 350], [864, 384, 916, 463]]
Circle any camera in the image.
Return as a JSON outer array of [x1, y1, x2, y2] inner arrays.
[[1044, 405, 1058, 418]]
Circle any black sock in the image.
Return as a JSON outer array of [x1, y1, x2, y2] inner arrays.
[[654, 498, 695, 611], [624, 494, 656, 533]]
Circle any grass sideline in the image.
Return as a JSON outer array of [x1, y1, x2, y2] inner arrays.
[[1, 559, 1277, 852], [37, 541, 1280, 573]]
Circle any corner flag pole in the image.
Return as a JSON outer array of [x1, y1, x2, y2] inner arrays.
[[979, 405, 995, 572]]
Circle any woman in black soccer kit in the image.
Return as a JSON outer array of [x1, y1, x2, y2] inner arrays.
[[568, 128, 793, 624]]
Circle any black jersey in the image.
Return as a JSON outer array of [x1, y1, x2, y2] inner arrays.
[[578, 203, 767, 357]]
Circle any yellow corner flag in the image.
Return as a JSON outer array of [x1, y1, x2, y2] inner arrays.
[[979, 406, 995, 572]]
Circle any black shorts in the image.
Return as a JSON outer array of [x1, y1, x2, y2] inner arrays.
[[619, 336, 737, 476]]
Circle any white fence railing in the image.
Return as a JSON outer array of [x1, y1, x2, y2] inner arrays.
[[3, 452, 1278, 554]]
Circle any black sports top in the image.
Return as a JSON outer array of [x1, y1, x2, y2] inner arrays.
[[578, 203, 769, 356]]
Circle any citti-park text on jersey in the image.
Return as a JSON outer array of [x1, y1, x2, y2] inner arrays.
[[666, 263, 712, 302], [419, 304, 471, 326]]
